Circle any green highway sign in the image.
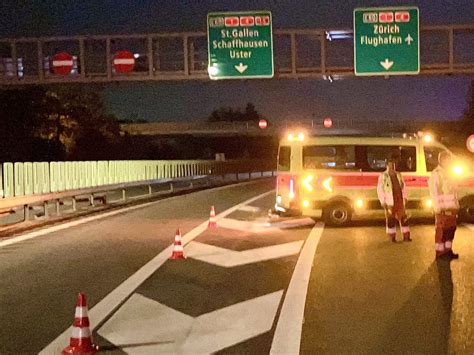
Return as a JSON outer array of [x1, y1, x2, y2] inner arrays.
[[353, 7, 420, 76], [207, 11, 274, 79]]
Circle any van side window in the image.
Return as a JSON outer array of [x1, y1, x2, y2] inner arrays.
[[362, 145, 417, 172], [424, 147, 447, 171], [278, 146, 291, 171], [303, 145, 356, 170]]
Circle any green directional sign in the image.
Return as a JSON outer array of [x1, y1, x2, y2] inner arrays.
[[354, 7, 420, 76], [207, 11, 274, 80]]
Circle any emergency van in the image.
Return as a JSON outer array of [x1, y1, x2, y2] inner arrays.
[[275, 132, 474, 226]]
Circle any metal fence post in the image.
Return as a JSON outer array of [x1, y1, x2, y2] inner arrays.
[[24, 204, 30, 221], [56, 199, 61, 215]]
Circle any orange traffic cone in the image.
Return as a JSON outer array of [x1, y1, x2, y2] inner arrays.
[[170, 229, 186, 259], [62, 293, 97, 355], [208, 206, 217, 228]]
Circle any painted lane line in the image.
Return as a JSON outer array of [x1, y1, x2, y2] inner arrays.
[[98, 291, 283, 354], [270, 222, 324, 355], [185, 240, 304, 267], [216, 217, 314, 234], [0, 181, 273, 249], [237, 205, 261, 213], [40, 190, 274, 354]]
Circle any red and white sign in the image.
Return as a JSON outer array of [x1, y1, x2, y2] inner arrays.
[[255, 16, 270, 26], [240, 16, 255, 26], [323, 118, 333, 128], [258, 119, 268, 129], [52, 52, 73, 75], [467, 134, 474, 153], [225, 17, 240, 27], [379, 12, 394, 23], [113, 50, 135, 73], [395, 11, 410, 22]]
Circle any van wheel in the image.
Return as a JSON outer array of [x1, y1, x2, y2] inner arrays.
[[459, 206, 474, 223], [324, 202, 352, 227]]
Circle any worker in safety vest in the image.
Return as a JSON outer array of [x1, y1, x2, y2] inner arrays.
[[429, 151, 459, 260], [377, 157, 411, 242]]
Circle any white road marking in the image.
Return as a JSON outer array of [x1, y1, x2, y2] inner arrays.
[[40, 190, 274, 354], [216, 216, 314, 234], [0, 181, 273, 249], [98, 291, 283, 354], [185, 240, 304, 267], [464, 223, 474, 231], [237, 205, 261, 213], [270, 222, 324, 354]]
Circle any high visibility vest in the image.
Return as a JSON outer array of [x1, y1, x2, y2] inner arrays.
[[377, 170, 407, 207], [428, 166, 459, 213]]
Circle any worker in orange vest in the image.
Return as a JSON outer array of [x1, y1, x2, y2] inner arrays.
[[429, 151, 459, 260], [377, 156, 411, 242]]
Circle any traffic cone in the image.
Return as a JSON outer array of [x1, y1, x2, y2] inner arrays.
[[208, 206, 217, 228], [170, 229, 186, 260], [62, 293, 97, 355]]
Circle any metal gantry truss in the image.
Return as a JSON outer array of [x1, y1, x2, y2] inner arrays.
[[0, 24, 473, 86]]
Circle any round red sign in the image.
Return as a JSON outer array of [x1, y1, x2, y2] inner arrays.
[[467, 134, 474, 153], [52, 52, 73, 75], [323, 118, 333, 128], [113, 50, 135, 73], [258, 119, 268, 129]]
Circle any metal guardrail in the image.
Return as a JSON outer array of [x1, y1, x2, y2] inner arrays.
[[0, 159, 275, 227], [0, 24, 472, 85], [0, 159, 273, 199]]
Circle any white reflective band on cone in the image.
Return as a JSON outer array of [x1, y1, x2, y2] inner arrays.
[[401, 226, 410, 233], [173, 245, 183, 251], [175, 236, 181, 242], [445, 241, 453, 249], [386, 227, 396, 234], [74, 307, 88, 318], [436, 243, 445, 251], [71, 326, 91, 338]]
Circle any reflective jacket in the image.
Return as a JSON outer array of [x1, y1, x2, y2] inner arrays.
[[377, 170, 407, 207], [428, 165, 459, 213]]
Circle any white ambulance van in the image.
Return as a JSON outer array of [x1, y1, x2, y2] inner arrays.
[[275, 132, 474, 226]]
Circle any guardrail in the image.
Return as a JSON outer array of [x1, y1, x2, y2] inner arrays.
[[0, 159, 275, 226], [0, 159, 273, 199]]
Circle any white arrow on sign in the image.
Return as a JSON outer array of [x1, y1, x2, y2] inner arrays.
[[185, 240, 304, 267], [98, 291, 283, 354], [405, 34, 414, 45], [380, 58, 394, 70], [235, 62, 248, 73]]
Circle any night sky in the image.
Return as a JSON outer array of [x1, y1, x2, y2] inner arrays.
[[1, 0, 473, 123]]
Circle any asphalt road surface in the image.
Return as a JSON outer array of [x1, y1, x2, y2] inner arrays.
[[1, 178, 473, 354]]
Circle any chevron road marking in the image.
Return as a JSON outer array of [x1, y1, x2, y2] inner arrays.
[[185, 240, 304, 267], [98, 291, 283, 354]]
